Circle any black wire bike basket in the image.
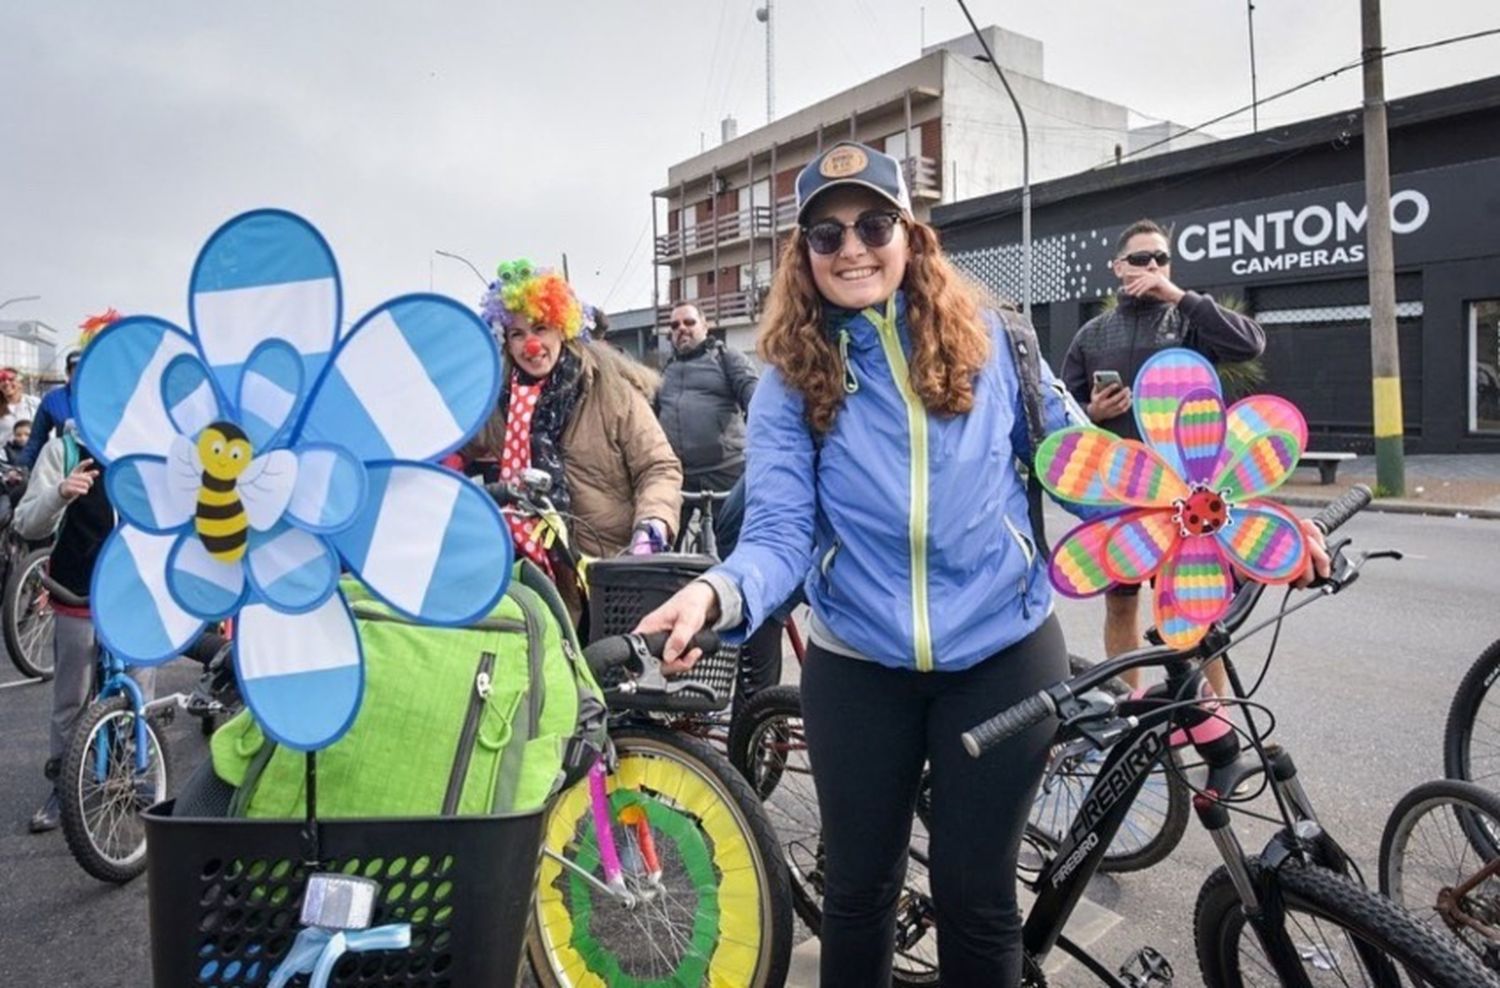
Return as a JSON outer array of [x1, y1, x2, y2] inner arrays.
[[142, 802, 544, 987], [585, 554, 739, 713]]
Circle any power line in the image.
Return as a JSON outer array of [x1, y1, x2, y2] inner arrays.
[[600, 217, 652, 310], [1099, 25, 1500, 169]]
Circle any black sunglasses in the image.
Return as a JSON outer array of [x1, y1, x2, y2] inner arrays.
[[802, 210, 902, 256], [669, 317, 699, 330], [1121, 250, 1171, 267]]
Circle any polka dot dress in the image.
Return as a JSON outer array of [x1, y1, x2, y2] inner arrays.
[[501, 379, 551, 571]]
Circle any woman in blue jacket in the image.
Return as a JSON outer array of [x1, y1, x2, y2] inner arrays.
[[639, 142, 1094, 986]]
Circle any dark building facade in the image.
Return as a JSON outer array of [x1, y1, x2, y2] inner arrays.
[[935, 76, 1500, 454]]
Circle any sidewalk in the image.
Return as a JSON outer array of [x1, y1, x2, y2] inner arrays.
[[1280, 454, 1500, 520]]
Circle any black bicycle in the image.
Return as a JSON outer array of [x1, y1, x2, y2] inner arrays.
[[959, 486, 1496, 986]]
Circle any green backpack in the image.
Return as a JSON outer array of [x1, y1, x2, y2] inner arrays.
[[210, 562, 605, 818]]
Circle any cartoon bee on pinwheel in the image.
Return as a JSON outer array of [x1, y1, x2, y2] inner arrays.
[[73, 209, 512, 751], [1037, 349, 1312, 650]]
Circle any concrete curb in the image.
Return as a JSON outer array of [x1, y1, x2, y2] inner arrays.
[[1278, 494, 1500, 520]]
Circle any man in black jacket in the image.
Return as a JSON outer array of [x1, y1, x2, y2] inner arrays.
[[1061, 219, 1266, 688], [656, 302, 758, 497], [655, 302, 780, 704]]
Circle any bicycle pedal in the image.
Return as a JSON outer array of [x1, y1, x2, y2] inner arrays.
[[1118, 946, 1173, 987]]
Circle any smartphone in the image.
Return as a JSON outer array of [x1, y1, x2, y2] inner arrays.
[[1092, 369, 1123, 390]]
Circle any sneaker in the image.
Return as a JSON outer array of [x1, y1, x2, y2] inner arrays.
[[29, 790, 61, 833]]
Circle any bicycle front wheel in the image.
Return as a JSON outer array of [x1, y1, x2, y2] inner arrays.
[[5, 547, 55, 679], [1446, 642, 1500, 788], [1380, 778, 1500, 969], [527, 725, 793, 988], [1195, 856, 1497, 986], [59, 694, 171, 883]]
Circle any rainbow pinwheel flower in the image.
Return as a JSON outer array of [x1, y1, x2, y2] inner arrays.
[[74, 209, 511, 750], [1037, 349, 1310, 650]]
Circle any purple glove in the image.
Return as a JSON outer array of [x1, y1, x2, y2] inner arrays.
[[629, 519, 669, 555]]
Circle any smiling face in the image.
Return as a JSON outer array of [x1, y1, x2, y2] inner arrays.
[[805, 187, 910, 311], [0, 372, 21, 404], [198, 422, 253, 481], [504, 313, 564, 378]]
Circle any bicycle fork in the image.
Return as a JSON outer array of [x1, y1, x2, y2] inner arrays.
[[1196, 744, 1350, 987], [543, 759, 665, 909]]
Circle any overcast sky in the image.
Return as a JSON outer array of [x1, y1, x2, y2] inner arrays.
[[3, 1, 1497, 351]]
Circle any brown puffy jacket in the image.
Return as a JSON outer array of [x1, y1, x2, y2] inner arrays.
[[561, 343, 683, 557]]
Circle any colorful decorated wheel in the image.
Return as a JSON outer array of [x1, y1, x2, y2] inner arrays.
[[528, 726, 792, 988]]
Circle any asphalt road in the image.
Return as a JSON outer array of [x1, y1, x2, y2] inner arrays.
[[1, 505, 1497, 987]]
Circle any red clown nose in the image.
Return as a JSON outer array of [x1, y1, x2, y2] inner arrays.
[[523, 337, 544, 359]]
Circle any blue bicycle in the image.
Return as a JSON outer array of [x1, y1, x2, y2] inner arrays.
[[46, 574, 235, 882]]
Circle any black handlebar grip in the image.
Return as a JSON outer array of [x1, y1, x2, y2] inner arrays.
[[39, 573, 89, 610], [961, 691, 1056, 758], [1312, 483, 1372, 536], [581, 630, 721, 678]]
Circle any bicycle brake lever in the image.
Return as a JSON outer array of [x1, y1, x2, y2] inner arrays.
[[616, 641, 718, 700]]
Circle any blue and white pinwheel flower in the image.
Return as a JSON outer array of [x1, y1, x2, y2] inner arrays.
[[74, 209, 512, 751]]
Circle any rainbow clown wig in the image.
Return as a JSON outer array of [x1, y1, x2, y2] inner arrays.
[[480, 259, 585, 339], [77, 307, 123, 350]]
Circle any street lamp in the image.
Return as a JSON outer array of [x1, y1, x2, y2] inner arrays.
[[433, 250, 490, 289], [0, 295, 40, 312]]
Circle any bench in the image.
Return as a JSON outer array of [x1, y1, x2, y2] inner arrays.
[[1300, 451, 1357, 485]]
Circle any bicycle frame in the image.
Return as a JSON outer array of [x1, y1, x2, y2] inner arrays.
[[91, 643, 156, 777], [1021, 629, 1376, 987]]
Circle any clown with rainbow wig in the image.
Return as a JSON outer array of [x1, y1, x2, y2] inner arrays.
[[463, 260, 683, 593]]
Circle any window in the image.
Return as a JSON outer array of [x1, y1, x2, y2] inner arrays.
[[1471, 300, 1500, 434], [884, 130, 909, 162]]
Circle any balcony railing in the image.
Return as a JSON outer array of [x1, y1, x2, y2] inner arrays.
[[654, 288, 764, 329], [654, 206, 776, 261]]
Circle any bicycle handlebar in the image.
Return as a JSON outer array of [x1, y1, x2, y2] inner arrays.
[[581, 630, 721, 680], [962, 485, 1375, 758], [39, 571, 88, 609], [1311, 483, 1372, 535]]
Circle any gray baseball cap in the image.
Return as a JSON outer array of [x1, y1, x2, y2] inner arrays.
[[795, 142, 913, 224]]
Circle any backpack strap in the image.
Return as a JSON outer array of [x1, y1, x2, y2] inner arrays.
[[62, 431, 80, 477], [995, 309, 1051, 557]]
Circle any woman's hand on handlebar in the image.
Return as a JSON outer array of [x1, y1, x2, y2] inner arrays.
[[633, 580, 720, 674], [1293, 518, 1332, 588]]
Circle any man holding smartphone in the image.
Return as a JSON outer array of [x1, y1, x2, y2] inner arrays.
[[1061, 219, 1266, 686]]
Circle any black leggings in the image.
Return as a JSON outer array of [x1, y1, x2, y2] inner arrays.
[[800, 615, 1068, 988]]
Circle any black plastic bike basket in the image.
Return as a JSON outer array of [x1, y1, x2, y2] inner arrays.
[[586, 554, 739, 713], [143, 801, 543, 987]]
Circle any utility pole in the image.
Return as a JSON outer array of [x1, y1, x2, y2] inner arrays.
[[757, 1, 774, 124], [1361, 0, 1405, 496], [1247, 1, 1259, 132]]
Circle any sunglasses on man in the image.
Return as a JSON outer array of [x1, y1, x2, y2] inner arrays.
[[1121, 250, 1172, 268], [668, 317, 699, 330], [802, 210, 902, 256]]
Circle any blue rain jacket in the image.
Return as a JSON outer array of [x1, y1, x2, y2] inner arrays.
[[712, 292, 1092, 671]]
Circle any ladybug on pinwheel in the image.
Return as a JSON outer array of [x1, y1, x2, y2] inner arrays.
[[1038, 349, 1312, 650]]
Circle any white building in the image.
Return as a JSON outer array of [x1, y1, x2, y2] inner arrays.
[[651, 25, 1213, 352]]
